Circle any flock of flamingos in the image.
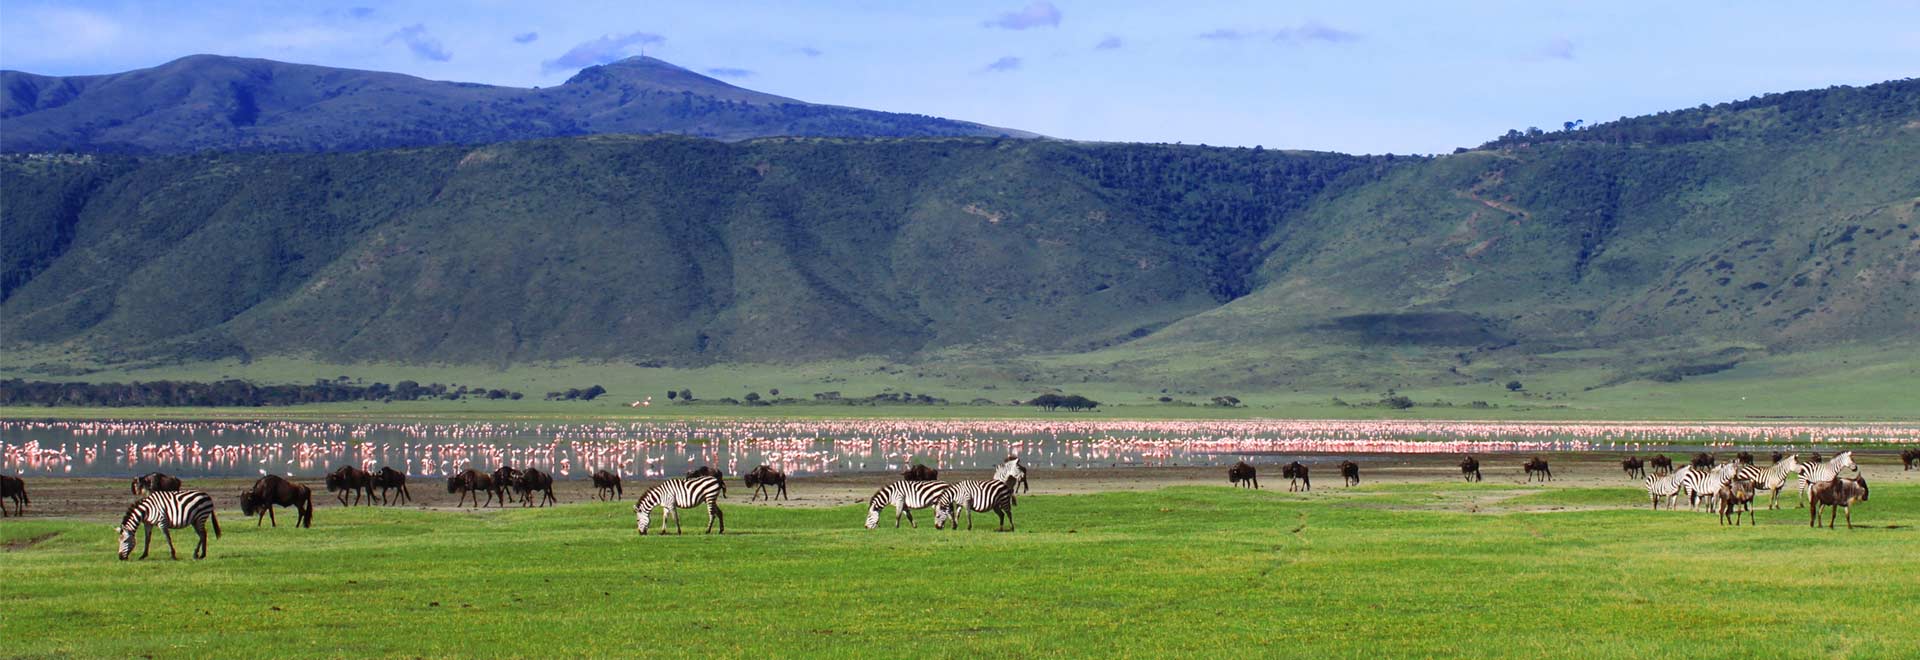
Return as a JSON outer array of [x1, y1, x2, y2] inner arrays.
[[5, 418, 1917, 480], [2, 419, 1914, 554]]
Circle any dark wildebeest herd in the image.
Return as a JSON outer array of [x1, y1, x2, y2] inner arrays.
[[7, 445, 1908, 560]]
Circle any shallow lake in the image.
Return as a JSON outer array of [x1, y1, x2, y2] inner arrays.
[[5, 418, 1914, 480]]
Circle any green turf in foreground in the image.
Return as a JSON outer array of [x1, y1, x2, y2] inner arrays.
[[4, 484, 1917, 657]]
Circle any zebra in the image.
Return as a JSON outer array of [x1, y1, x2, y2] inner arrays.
[[948, 479, 1016, 531], [1672, 463, 1734, 511], [118, 490, 222, 560], [1644, 471, 1685, 510], [1796, 452, 1858, 508], [1688, 463, 1740, 513], [993, 456, 1029, 496], [633, 476, 725, 535], [864, 480, 954, 530], [1733, 454, 1800, 509]]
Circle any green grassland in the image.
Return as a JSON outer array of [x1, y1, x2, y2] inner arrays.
[[5, 339, 1918, 422], [5, 483, 1916, 658]]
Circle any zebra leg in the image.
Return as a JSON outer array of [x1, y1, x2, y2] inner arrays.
[[140, 525, 153, 559], [193, 522, 208, 559], [707, 502, 722, 534], [163, 526, 179, 560], [672, 507, 684, 535]]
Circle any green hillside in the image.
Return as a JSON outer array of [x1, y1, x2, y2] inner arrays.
[[3, 78, 1916, 402]]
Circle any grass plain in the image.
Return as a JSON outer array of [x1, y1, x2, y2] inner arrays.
[[4, 481, 1916, 658]]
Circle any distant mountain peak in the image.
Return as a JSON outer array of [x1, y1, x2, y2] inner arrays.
[[559, 56, 793, 105]]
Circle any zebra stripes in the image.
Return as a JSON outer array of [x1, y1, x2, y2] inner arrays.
[[1733, 454, 1801, 509], [1796, 452, 1857, 507], [865, 480, 954, 530], [1644, 471, 1685, 510], [634, 476, 725, 535], [118, 490, 221, 560], [948, 479, 1016, 531], [1672, 463, 1736, 511]]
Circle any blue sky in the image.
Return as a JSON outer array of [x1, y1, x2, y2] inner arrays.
[[3, 1, 1914, 154]]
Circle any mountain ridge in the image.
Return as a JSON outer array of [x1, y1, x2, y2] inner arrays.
[[2, 76, 1915, 392], [0, 54, 1035, 153]]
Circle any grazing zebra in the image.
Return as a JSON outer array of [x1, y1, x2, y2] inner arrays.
[[948, 479, 1016, 531], [1733, 454, 1800, 509], [864, 480, 954, 530], [993, 456, 1030, 495], [1796, 452, 1858, 508], [118, 490, 222, 560], [1644, 471, 1685, 510], [634, 476, 725, 535]]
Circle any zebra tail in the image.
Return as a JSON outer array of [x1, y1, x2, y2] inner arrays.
[[211, 510, 223, 538]]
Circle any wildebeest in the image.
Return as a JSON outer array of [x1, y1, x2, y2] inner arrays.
[[240, 474, 313, 528], [371, 467, 411, 505], [900, 463, 938, 482], [744, 465, 787, 501], [1281, 462, 1311, 492], [0, 474, 27, 517], [1718, 478, 1756, 526], [994, 455, 1030, 494], [1691, 453, 1716, 468], [1806, 452, 1823, 465], [1621, 456, 1646, 479], [1339, 461, 1360, 487], [513, 468, 557, 507], [591, 469, 624, 501], [325, 466, 375, 506], [1459, 456, 1482, 482], [492, 466, 522, 504], [1524, 457, 1552, 482], [132, 472, 182, 495], [1809, 475, 1870, 529], [1771, 451, 1786, 465], [1735, 451, 1755, 465], [1227, 461, 1259, 489], [1649, 454, 1674, 475], [447, 469, 496, 508], [686, 466, 729, 497], [1903, 448, 1918, 471]]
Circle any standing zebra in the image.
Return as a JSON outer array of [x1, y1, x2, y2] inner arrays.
[[1733, 454, 1800, 509], [864, 480, 954, 530], [118, 490, 222, 560], [1796, 452, 1858, 508], [1685, 462, 1740, 512], [1644, 471, 1685, 510], [634, 476, 725, 535], [948, 479, 1016, 531]]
